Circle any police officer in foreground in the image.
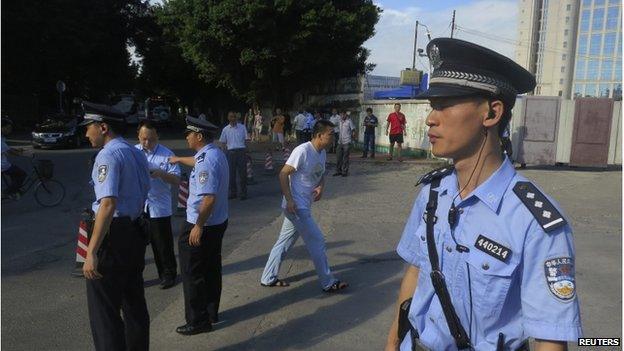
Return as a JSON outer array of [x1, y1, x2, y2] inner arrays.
[[169, 116, 229, 335], [385, 38, 582, 351], [80, 102, 151, 350]]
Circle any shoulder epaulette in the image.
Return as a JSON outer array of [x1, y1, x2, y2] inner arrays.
[[513, 181, 567, 232], [197, 152, 206, 163], [416, 165, 454, 186]]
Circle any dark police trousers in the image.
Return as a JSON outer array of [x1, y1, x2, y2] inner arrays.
[[227, 148, 247, 197], [86, 217, 149, 351], [148, 216, 177, 280], [179, 220, 228, 324]]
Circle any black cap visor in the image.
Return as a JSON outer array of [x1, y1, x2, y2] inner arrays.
[[415, 84, 493, 100]]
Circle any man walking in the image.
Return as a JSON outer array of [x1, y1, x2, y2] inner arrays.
[[260, 120, 347, 293], [80, 102, 150, 350], [219, 111, 249, 200], [293, 110, 307, 145], [361, 107, 378, 158], [385, 103, 407, 162], [135, 121, 181, 289], [271, 108, 286, 151], [333, 111, 356, 177], [170, 116, 229, 335]]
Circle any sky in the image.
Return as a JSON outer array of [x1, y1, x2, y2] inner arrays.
[[364, 0, 519, 77]]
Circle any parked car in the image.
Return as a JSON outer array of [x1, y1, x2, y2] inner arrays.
[[31, 113, 85, 149]]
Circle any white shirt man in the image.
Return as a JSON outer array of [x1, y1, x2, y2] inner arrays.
[[219, 114, 249, 199], [219, 122, 247, 150]]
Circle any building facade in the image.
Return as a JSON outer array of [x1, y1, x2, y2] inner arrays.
[[515, 0, 622, 99]]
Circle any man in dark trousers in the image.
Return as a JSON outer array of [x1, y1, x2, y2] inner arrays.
[[169, 116, 229, 335], [135, 121, 181, 289], [219, 111, 249, 200], [81, 102, 151, 351]]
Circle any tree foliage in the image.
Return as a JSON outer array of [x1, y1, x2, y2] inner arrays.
[[2, 0, 149, 109], [162, 0, 380, 105]]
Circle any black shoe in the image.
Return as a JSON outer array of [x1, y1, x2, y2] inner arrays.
[[176, 321, 212, 335], [160, 277, 176, 289], [332, 172, 342, 176]]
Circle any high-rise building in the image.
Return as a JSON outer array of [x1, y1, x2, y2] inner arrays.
[[515, 0, 622, 99]]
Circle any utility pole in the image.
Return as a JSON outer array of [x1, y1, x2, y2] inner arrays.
[[451, 10, 456, 38], [412, 20, 419, 70]]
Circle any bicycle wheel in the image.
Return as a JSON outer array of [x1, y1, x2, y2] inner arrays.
[[34, 179, 65, 207]]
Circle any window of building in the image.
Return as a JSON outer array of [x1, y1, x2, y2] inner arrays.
[[585, 84, 597, 97], [609, 0, 619, 5], [567, 4, 572, 10], [594, 0, 605, 6], [574, 84, 585, 98], [580, 10, 591, 32], [565, 29, 569, 36], [563, 41, 568, 48], [575, 58, 587, 79], [560, 78, 565, 84], [603, 32, 617, 55], [562, 54, 567, 61], [614, 84, 622, 100], [558, 90, 563, 96], [590, 34, 603, 55], [599, 84, 611, 97], [582, 0, 592, 6], [566, 16, 570, 24], [587, 59, 600, 79], [600, 59, 614, 79], [593, 8, 605, 31], [578, 34, 589, 55], [561, 66, 566, 73], [615, 59, 622, 81], [606, 6, 620, 30]]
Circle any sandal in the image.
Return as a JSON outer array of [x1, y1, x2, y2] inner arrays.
[[261, 279, 290, 287], [323, 280, 348, 293]]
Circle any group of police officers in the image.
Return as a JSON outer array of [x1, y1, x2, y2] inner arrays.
[[79, 37, 581, 351]]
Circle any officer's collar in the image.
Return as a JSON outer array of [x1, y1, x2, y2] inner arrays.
[[195, 143, 214, 157], [103, 136, 124, 149], [443, 157, 516, 212]]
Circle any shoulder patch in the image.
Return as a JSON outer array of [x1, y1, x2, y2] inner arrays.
[[197, 152, 205, 163], [416, 165, 454, 186], [513, 181, 567, 232], [544, 257, 576, 301], [97, 165, 108, 183]]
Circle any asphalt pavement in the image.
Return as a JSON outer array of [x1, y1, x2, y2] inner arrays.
[[1, 133, 621, 350]]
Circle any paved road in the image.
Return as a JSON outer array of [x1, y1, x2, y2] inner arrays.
[[1, 135, 621, 350]]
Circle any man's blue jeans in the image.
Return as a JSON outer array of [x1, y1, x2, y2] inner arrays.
[[261, 209, 337, 289], [363, 133, 375, 157]]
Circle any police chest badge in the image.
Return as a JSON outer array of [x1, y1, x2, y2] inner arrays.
[[429, 44, 443, 69], [97, 165, 108, 183], [544, 257, 576, 301], [198, 171, 208, 184]]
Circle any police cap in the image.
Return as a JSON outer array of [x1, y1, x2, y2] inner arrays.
[[417, 38, 536, 102], [79, 101, 127, 126], [185, 115, 219, 134]]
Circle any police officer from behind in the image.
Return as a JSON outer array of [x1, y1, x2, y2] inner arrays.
[[136, 121, 181, 289], [80, 102, 151, 350], [385, 38, 582, 351], [169, 116, 229, 335]]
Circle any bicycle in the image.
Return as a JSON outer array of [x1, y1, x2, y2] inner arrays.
[[1, 155, 66, 207]]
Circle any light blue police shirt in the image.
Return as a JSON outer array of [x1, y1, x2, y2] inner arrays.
[[91, 137, 150, 220], [186, 143, 229, 226], [397, 157, 582, 351], [134, 143, 181, 218]]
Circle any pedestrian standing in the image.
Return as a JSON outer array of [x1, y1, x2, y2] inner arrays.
[[385, 103, 407, 162], [252, 108, 264, 142], [1, 117, 27, 197], [80, 102, 150, 351], [135, 121, 181, 289], [271, 108, 286, 151], [260, 120, 347, 292], [245, 108, 254, 139], [333, 111, 356, 177], [329, 108, 341, 153], [169, 116, 229, 335], [385, 38, 581, 351], [219, 111, 249, 200], [303, 109, 315, 142], [283, 112, 293, 143], [361, 107, 378, 158], [293, 110, 307, 145]]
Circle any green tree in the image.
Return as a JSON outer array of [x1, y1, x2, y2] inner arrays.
[[162, 0, 380, 106]]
